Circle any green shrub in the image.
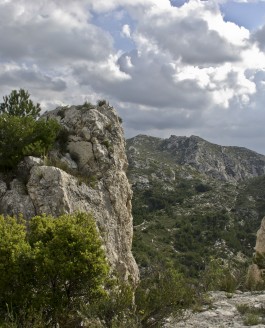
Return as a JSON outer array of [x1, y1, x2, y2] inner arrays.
[[201, 257, 246, 293], [97, 99, 107, 107], [81, 278, 137, 328], [244, 313, 261, 326], [0, 212, 109, 327], [237, 304, 264, 326], [0, 89, 60, 169], [83, 101, 94, 109], [135, 263, 196, 327]]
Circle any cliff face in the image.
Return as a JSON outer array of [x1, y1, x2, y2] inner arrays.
[[0, 104, 139, 284]]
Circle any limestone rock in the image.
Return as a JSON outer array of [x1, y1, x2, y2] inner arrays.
[[255, 217, 265, 254], [165, 291, 265, 327], [0, 104, 139, 285], [127, 135, 265, 183], [247, 217, 265, 288]]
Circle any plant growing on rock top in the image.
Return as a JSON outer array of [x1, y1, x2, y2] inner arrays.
[[97, 99, 108, 107], [0, 89, 60, 169]]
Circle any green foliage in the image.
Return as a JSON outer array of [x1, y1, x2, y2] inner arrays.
[[0, 89, 41, 119], [135, 263, 195, 327], [0, 216, 33, 316], [201, 257, 247, 293], [97, 99, 108, 107], [83, 101, 95, 109], [0, 115, 60, 169], [0, 212, 109, 327], [237, 304, 264, 326], [244, 313, 261, 326], [0, 89, 60, 169], [195, 182, 212, 193], [81, 278, 137, 328], [253, 252, 265, 269]]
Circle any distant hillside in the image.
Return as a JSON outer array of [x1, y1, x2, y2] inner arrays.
[[127, 134, 265, 183], [126, 135, 265, 276]]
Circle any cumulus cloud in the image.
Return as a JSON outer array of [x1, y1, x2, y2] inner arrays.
[[0, 63, 66, 91], [253, 25, 265, 50], [0, 1, 113, 65], [1, 0, 265, 153]]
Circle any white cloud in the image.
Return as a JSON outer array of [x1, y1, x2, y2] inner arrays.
[[1, 0, 265, 153], [122, 24, 131, 38], [86, 0, 171, 12]]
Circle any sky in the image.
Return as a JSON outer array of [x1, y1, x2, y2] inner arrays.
[[1, 0, 265, 154]]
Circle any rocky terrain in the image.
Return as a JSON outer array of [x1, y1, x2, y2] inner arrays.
[[0, 103, 139, 284], [127, 134, 265, 184], [165, 291, 265, 328], [126, 134, 265, 276]]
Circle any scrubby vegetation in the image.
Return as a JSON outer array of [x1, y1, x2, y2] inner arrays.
[[1, 91, 264, 327], [0, 212, 109, 327], [237, 304, 265, 326], [127, 135, 264, 283], [0, 213, 197, 327], [0, 89, 60, 169]]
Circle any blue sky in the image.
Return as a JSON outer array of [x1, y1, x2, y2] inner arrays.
[[1, 0, 265, 154], [221, 1, 265, 31]]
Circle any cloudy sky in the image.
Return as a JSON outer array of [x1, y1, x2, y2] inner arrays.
[[1, 0, 265, 154]]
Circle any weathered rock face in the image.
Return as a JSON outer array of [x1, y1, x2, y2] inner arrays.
[[127, 134, 265, 183], [247, 217, 265, 288], [0, 104, 139, 285], [162, 135, 265, 182], [255, 217, 265, 254]]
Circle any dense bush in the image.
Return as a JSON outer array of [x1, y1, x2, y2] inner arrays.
[[0, 212, 109, 327], [0, 89, 60, 169], [135, 262, 196, 327], [0, 212, 198, 327]]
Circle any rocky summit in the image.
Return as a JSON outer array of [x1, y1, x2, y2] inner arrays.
[[0, 103, 139, 285]]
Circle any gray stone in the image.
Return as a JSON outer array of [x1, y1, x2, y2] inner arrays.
[[165, 291, 265, 328], [0, 104, 139, 285]]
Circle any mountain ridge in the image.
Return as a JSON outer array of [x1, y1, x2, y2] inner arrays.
[[127, 134, 265, 182]]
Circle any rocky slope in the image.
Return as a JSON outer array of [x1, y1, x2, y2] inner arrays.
[[126, 134, 265, 275], [127, 134, 265, 183], [0, 103, 139, 284], [165, 291, 265, 328]]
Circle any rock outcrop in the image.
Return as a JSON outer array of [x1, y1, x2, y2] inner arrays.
[[247, 217, 265, 289], [0, 104, 139, 285]]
